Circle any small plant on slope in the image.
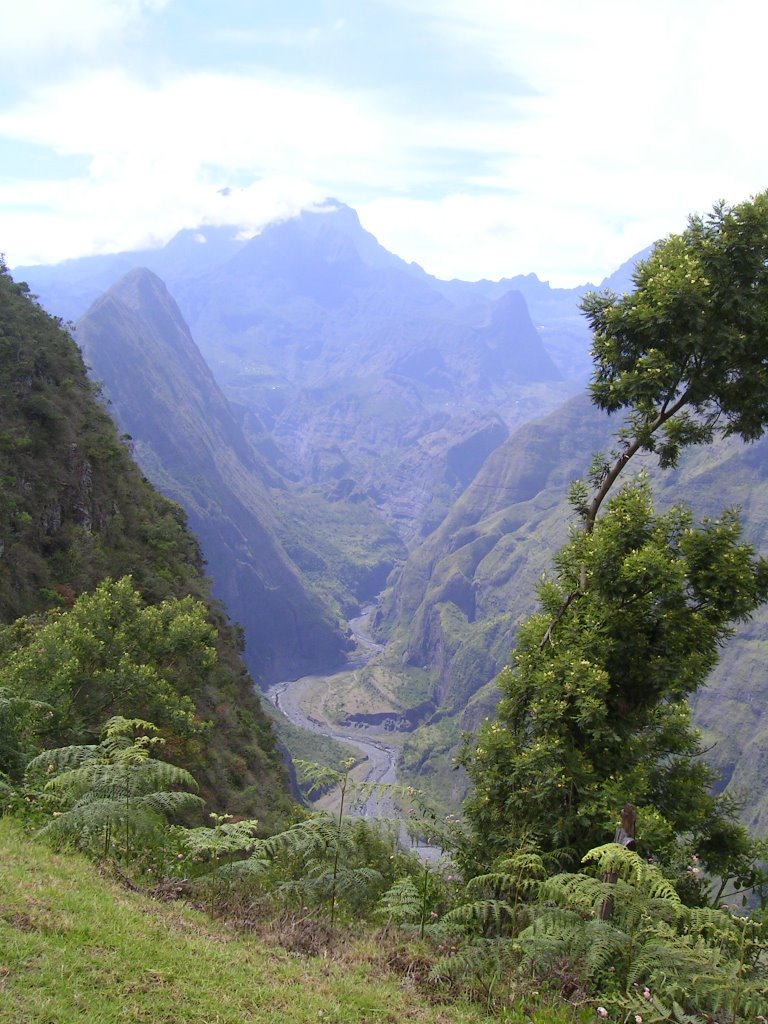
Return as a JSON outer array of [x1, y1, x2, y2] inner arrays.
[[429, 845, 548, 1005], [176, 812, 265, 915], [27, 716, 202, 862]]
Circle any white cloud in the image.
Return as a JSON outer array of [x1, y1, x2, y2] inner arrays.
[[0, 69, 395, 183], [367, 0, 768, 280], [0, 69, 395, 264], [2, 2, 767, 282], [1, 0, 168, 62], [357, 194, 654, 286]]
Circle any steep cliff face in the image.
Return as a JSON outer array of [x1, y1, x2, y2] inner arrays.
[[17, 203, 575, 546], [379, 396, 768, 824], [0, 263, 292, 820], [76, 268, 351, 684]]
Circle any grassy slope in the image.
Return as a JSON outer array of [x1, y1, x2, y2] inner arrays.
[[0, 819, 493, 1024]]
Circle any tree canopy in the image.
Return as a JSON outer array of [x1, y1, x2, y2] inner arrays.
[[0, 577, 215, 764], [580, 191, 768, 529], [464, 191, 768, 879], [462, 479, 768, 870]]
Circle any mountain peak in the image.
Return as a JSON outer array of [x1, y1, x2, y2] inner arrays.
[[101, 266, 176, 318]]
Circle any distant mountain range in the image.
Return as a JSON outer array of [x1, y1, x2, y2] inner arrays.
[[15, 202, 766, 833], [17, 201, 603, 686]]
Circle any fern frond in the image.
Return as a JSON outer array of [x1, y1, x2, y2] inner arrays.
[[495, 849, 547, 880], [540, 871, 605, 912], [27, 745, 98, 777], [580, 918, 629, 977], [582, 844, 680, 904], [517, 907, 587, 969], [129, 761, 199, 794], [262, 814, 337, 858], [464, 872, 524, 898], [333, 865, 383, 900], [294, 759, 346, 795], [39, 798, 165, 848], [140, 791, 204, 818], [179, 819, 263, 859], [376, 876, 421, 923], [442, 899, 515, 933], [217, 858, 270, 880], [102, 716, 161, 740]]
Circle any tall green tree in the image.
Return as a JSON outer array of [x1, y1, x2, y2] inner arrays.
[[463, 479, 768, 868], [463, 192, 768, 874]]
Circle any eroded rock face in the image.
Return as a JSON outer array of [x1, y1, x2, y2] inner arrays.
[[77, 268, 350, 685], [339, 699, 435, 732]]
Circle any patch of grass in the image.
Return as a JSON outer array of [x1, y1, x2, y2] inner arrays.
[[0, 818, 498, 1024]]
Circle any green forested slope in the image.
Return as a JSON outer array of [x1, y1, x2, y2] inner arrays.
[[377, 395, 768, 826], [0, 260, 292, 822]]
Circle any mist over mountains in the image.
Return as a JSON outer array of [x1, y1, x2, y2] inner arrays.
[[14, 202, 767, 829]]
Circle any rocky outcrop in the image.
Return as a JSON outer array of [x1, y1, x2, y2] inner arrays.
[[77, 268, 349, 684]]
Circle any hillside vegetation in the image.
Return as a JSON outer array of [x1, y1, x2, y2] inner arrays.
[[0, 818, 497, 1024], [0, 259, 291, 822]]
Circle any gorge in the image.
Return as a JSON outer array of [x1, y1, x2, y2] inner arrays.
[[13, 201, 768, 833]]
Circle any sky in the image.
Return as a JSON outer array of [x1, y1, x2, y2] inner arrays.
[[1, 0, 766, 286]]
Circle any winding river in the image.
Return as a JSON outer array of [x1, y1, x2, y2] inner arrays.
[[265, 608, 398, 816], [265, 609, 437, 850]]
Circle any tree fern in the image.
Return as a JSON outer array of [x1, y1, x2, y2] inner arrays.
[[30, 716, 202, 860], [518, 843, 768, 1021], [443, 844, 547, 941], [376, 875, 422, 927], [248, 810, 410, 924], [176, 813, 265, 915]]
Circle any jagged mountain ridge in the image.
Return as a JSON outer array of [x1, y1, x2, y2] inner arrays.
[[163, 204, 570, 542], [15, 202, 593, 545], [76, 268, 352, 684]]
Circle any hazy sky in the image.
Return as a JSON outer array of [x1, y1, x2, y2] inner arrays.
[[1, 0, 766, 285]]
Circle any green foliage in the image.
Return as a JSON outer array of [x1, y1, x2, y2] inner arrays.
[[518, 843, 768, 1021], [0, 577, 214, 751], [0, 687, 51, 778], [376, 873, 422, 925], [463, 479, 767, 868], [27, 716, 203, 860], [279, 758, 406, 924], [176, 812, 265, 914], [0, 263, 292, 820], [427, 846, 549, 1005], [249, 811, 404, 924], [583, 192, 768, 464]]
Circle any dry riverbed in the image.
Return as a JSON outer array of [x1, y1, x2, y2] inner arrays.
[[266, 609, 440, 857]]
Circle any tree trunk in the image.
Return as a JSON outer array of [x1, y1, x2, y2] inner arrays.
[[599, 804, 636, 922]]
